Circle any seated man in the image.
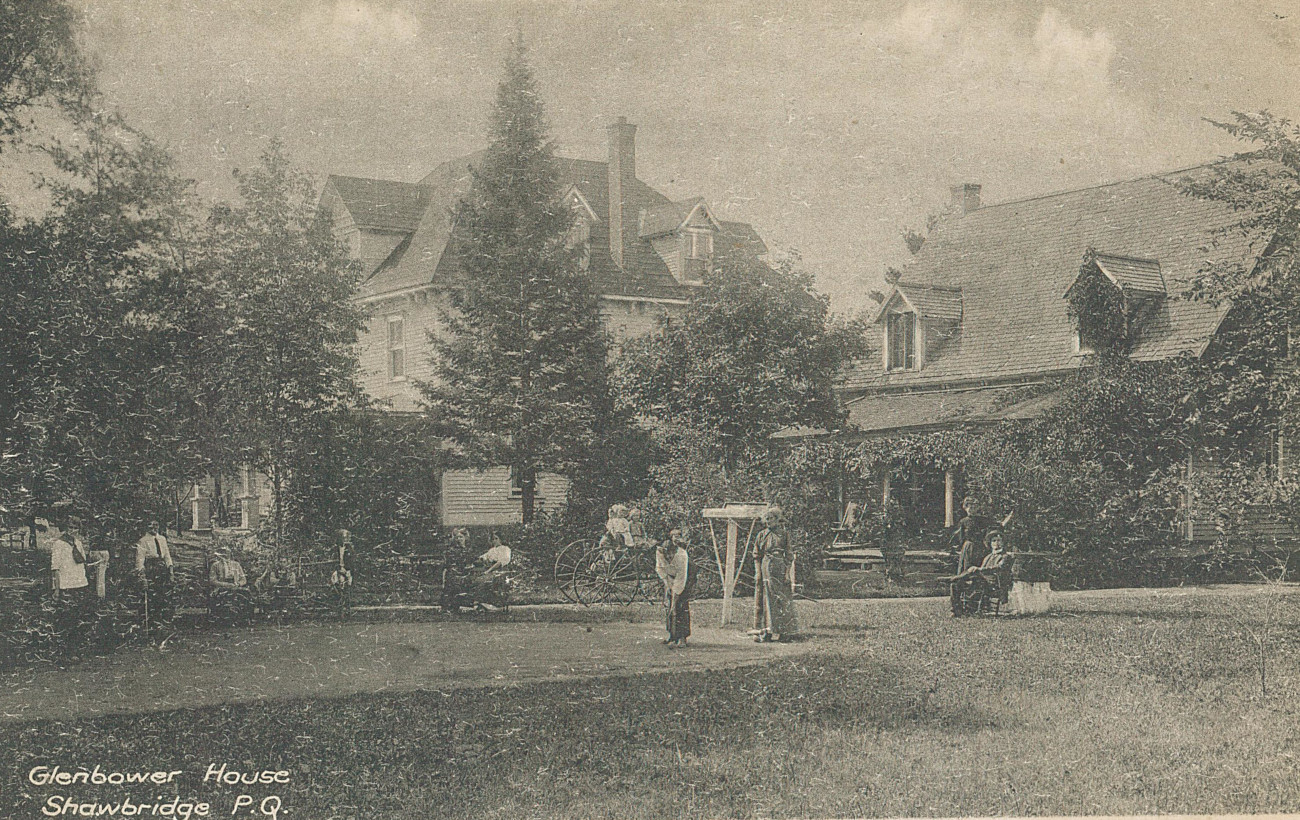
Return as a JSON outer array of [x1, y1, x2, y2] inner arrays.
[[942, 530, 1012, 617], [209, 546, 254, 623]]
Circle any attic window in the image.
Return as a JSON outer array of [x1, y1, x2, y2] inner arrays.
[[687, 229, 713, 260], [683, 229, 714, 283], [1065, 252, 1165, 356], [886, 311, 917, 371]]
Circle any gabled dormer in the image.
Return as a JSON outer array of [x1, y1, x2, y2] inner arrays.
[[874, 282, 963, 372], [1064, 251, 1166, 355], [639, 198, 722, 285], [564, 184, 601, 269]]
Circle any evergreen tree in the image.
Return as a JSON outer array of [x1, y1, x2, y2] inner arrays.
[[421, 38, 608, 523]]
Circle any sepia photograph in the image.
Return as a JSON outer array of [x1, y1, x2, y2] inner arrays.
[[1, 1, 1299, 817]]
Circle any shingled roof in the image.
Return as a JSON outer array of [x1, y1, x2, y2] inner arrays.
[[840, 161, 1274, 394], [324, 175, 430, 232], [327, 145, 762, 303]]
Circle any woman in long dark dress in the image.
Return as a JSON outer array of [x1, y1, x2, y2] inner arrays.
[[753, 507, 800, 642]]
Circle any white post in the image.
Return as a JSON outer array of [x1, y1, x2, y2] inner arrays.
[[944, 470, 956, 528], [190, 483, 202, 531], [722, 519, 739, 626]]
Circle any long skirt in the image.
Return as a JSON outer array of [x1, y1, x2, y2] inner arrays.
[[754, 554, 800, 637], [957, 540, 988, 573], [667, 591, 691, 641]]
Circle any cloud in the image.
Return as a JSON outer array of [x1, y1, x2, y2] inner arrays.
[[1032, 7, 1115, 90], [297, 1, 423, 58]]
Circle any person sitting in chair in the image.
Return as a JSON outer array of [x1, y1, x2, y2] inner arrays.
[[943, 529, 1013, 617], [469, 531, 512, 610], [209, 546, 254, 623]]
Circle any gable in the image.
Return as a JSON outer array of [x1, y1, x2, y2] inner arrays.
[[343, 153, 762, 304]]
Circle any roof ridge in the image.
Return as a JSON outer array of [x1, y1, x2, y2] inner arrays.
[[897, 280, 961, 292], [328, 173, 427, 187], [961, 158, 1234, 216]]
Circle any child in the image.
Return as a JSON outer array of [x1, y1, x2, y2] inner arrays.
[[598, 504, 633, 552]]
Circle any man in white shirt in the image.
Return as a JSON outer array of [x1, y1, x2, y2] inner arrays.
[[656, 529, 693, 647], [136, 522, 175, 622], [135, 522, 174, 573]]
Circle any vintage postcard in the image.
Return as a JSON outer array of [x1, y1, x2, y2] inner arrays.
[[1, 1, 1298, 818]]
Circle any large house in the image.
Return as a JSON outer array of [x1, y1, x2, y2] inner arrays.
[[320, 118, 766, 526], [834, 164, 1280, 544]]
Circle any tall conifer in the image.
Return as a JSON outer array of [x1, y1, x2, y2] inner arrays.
[[422, 37, 608, 523]]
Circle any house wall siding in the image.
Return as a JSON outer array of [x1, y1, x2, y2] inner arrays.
[[598, 297, 679, 343], [359, 291, 445, 412], [1187, 446, 1298, 549], [441, 468, 571, 526]]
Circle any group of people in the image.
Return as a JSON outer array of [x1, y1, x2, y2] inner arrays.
[[943, 497, 1014, 617], [44, 519, 176, 609], [440, 527, 513, 613], [602, 503, 801, 648]]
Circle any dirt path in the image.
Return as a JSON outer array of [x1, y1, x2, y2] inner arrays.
[[0, 607, 805, 722]]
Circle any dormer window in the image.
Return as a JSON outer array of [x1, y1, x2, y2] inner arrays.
[[875, 282, 960, 373], [687, 229, 713, 260], [1065, 251, 1165, 356], [886, 311, 917, 371], [564, 186, 600, 270]]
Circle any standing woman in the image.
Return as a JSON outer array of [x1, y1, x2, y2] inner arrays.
[[752, 506, 801, 642], [656, 528, 693, 647]]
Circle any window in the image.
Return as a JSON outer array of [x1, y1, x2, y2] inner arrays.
[[886, 312, 916, 371], [387, 315, 405, 380], [687, 229, 713, 260], [1073, 328, 1095, 356]]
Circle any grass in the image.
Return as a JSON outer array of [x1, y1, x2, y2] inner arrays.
[[4, 589, 1300, 818]]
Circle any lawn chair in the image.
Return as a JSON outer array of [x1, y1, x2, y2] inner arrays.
[[822, 502, 884, 570], [949, 562, 1012, 616]]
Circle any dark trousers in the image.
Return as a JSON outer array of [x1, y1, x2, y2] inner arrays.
[[667, 590, 691, 641]]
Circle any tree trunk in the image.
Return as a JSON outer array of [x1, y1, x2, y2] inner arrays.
[[520, 467, 537, 525]]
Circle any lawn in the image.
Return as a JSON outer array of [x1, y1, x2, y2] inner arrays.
[[3, 587, 1300, 819]]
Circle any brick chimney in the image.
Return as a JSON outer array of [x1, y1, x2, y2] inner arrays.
[[950, 183, 981, 215], [607, 117, 637, 269]]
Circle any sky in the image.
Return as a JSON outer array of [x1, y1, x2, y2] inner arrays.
[[21, 0, 1300, 310]]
